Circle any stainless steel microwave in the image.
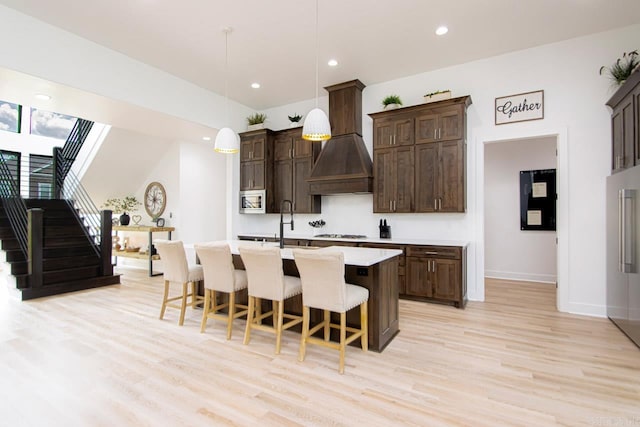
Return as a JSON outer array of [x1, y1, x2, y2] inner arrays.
[[239, 190, 266, 214]]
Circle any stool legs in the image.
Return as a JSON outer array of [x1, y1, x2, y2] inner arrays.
[[160, 280, 170, 320], [323, 310, 330, 341], [200, 289, 211, 333], [227, 292, 236, 340], [299, 306, 310, 362], [179, 282, 188, 326], [244, 296, 255, 345], [339, 312, 346, 374], [360, 301, 368, 351]]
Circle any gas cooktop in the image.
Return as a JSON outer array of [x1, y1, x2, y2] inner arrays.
[[313, 234, 367, 239]]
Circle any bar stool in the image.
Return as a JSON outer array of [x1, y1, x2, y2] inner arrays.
[[293, 249, 369, 374], [238, 245, 303, 354], [154, 240, 204, 326], [194, 242, 248, 339]]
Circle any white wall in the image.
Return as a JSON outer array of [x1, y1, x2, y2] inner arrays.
[[484, 137, 557, 283], [234, 24, 640, 316]]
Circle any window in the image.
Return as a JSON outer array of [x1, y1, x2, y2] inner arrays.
[[0, 150, 21, 196], [29, 154, 53, 199], [30, 108, 78, 140], [0, 100, 22, 133]]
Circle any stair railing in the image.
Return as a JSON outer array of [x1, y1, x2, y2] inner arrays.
[[0, 151, 28, 256], [53, 118, 94, 198]]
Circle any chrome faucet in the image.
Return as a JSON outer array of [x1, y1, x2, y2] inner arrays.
[[279, 199, 294, 249]]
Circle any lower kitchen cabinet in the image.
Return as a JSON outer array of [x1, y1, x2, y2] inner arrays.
[[236, 235, 465, 308], [405, 245, 466, 308]]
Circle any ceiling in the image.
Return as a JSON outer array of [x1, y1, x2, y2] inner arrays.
[[1, 0, 640, 111]]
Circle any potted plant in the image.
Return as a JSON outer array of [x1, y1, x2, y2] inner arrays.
[[600, 50, 639, 86], [247, 112, 267, 130], [288, 113, 303, 128], [382, 95, 403, 110], [424, 89, 452, 103], [102, 196, 142, 226]]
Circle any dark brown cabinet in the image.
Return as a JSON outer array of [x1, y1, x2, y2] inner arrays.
[[239, 129, 274, 210], [405, 245, 466, 308], [373, 146, 414, 213], [415, 107, 464, 144], [272, 128, 321, 214], [370, 96, 471, 214], [373, 116, 414, 149], [415, 139, 465, 212], [607, 70, 640, 173]]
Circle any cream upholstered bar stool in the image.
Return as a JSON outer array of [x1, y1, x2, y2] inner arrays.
[[293, 249, 369, 374], [154, 240, 204, 326], [194, 242, 248, 339], [238, 245, 303, 354]]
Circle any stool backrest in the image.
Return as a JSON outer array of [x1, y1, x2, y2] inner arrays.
[[194, 242, 236, 292], [154, 240, 188, 283], [293, 249, 346, 312], [239, 245, 286, 301]]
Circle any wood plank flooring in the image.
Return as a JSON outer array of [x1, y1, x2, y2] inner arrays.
[[0, 271, 638, 426]]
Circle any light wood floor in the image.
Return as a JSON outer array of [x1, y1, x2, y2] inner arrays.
[[0, 270, 638, 426]]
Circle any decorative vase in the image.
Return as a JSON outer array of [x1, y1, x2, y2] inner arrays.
[[247, 123, 265, 131], [119, 213, 130, 226], [289, 121, 301, 128], [384, 103, 400, 110]]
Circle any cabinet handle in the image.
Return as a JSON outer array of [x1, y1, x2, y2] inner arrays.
[[390, 200, 393, 211], [389, 135, 393, 146], [439, 198, 442, 210], [425, 251, 438, 255], [434, 129, 437, 139], [393, 135, 396, 145], [439, 128, 442, 139], [434, 199, 438, 210]]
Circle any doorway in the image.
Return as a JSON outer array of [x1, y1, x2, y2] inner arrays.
[[483, 136, 558, 307]]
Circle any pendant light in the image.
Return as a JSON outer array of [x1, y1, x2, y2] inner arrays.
[[302, 0, 331, 142], [214, 27, 240, 153]]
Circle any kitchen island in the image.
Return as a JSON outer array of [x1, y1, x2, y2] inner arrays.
[[227, 240, 402, 352]]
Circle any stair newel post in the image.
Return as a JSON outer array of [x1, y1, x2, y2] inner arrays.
[[27, 208, 43, 289], [52, 147, 63, 199], [100, 210, 113, 276]]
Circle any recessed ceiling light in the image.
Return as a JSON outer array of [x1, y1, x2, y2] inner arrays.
[[251, 82, 260, 89], [35, 93, 51, 101], [435, 26, 448, 36], [328, 59, 338, 67], [202, 136, 211, 141]]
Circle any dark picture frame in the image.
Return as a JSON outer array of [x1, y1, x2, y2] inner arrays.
[[495, 90, 544, 125]]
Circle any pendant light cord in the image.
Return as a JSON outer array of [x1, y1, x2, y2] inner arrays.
[[314, 0, 319, 107], [224, 28, 230, 124]]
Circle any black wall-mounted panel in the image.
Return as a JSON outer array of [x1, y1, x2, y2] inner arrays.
[[520, 169, 556, 231]]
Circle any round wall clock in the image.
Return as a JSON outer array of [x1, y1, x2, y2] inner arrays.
[[144, 181, 166, 219]]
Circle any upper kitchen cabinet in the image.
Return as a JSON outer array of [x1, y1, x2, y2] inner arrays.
[[606, 70, 640, 173], [373, 115, 414, 149], [415, 106, 465, 144], [369, 96, 471, 213], [239, 129, 274, 193], [272, 128, 321, 214]]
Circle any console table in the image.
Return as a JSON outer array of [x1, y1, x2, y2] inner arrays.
[[113, 225, 175, 276]]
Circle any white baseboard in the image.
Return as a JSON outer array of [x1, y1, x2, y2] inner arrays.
[[565, 301, 607, 318], [485, 270, 556, 284]]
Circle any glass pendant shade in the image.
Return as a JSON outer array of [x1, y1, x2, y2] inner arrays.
[[302, 107, 331, 141], [214, 127, 240, 153]]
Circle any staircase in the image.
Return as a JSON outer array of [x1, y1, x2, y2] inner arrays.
[[0, 118, 120, 300], [0, 200, 119, 300]]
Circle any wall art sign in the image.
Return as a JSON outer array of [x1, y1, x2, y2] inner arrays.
[[495, 90, 544, 125]]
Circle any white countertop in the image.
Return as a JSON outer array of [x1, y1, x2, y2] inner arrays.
[[227, 240, 402, 267], [237, 233, 468, 248]]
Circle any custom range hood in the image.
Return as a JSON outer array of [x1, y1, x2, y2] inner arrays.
[[307, 79, 373, 195]]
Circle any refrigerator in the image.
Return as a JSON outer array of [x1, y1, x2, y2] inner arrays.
[[606, 164, 640, 348]]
